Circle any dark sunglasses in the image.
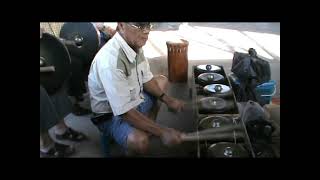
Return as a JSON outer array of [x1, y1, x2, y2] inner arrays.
[[127, 22, 153, 31]]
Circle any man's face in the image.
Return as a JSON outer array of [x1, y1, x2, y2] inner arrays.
[[118, 22, 152, 50]]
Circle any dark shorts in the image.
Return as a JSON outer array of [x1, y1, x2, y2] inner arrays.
[[40, 85, 72, 133]]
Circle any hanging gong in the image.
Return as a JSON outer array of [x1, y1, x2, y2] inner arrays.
[[59, 22, 100, 64], [40, 33, 71, 94]]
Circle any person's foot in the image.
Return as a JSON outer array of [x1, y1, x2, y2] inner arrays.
[[56, 127, 87, 142], [72, 104, 91, 116], [40, 143, 75, 158]]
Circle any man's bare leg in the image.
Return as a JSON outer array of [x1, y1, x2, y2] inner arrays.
[[126, 129, 150, 156]]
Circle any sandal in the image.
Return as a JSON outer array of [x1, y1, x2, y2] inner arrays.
[[40, 143, 75, 158], [56, 128, 87, 142]]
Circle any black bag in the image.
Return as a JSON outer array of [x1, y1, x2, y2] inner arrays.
[[239, 101, 276, 157], [240, 101, 274, 144], [231, 48, 271, 105]]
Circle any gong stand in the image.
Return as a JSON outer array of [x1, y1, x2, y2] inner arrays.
[[190, 64, 255, 158]]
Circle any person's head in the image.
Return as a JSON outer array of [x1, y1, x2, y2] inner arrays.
[[117, 22, 152, 51]]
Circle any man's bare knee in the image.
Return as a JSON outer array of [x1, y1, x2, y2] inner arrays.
[[154, 75, 168, 92], [127, 130, 149, 154]]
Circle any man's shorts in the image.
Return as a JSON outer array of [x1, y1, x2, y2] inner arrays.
[[97, 91, 156, 150]]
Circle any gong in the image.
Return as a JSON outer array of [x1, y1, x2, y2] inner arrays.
[[197, 72, 225, 86], [40, 33, 71, 94], [194, 64, 222, 78], [198, 97, 234, 114], [207, 142, 249, 158], [203, 84, 233, 98], [59, 22, 100, 64], [198, 116, 234, 130]]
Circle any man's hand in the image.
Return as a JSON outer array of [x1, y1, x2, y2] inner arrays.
[[163, 95, 186, 113], [160, 128, 184, 147]]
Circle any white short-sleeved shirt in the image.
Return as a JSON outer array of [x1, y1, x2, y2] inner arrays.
[[88, 32, 154, 116]]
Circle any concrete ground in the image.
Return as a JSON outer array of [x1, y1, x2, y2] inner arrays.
[[47, 22, 280, 158]]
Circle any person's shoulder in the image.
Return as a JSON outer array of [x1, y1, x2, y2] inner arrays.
[[104, 23, 117, 29], [105, 40, 122, 58], [94, 44, 119, 67]]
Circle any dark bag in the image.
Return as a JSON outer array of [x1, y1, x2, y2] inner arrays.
[[231, 48, 271, 105], [239, 101, 276, 157], [240, 101, 274, 144]]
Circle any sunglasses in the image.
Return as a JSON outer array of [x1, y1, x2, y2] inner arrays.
[[127, 23, 153, 32]]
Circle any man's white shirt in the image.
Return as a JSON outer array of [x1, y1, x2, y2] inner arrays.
[[88, 32, 153, 116]]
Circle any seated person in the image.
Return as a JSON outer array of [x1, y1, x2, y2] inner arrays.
[[88, 22, 186, 156], [67, 54, 92, 116], [67, 23, 117, 115], [40, 28, 86, 157], [40, 85, 87, 157]]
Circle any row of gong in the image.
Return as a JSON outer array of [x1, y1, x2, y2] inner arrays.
[[193, 64, 251, 158]]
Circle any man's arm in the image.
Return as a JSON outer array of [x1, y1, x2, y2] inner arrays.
[[143, 78, 163, 97], [143, 78, 185, 112], [122, 108, 164, 136], [122, 108, 183, 146]]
